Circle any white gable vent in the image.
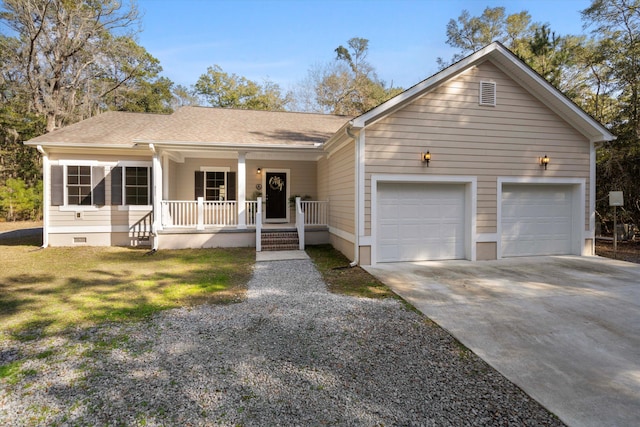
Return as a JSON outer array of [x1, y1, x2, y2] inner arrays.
[[479, 81, 496, 106]]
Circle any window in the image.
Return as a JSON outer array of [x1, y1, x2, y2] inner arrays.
[[67, 166, 92, 205], [125, 167, 150, 205], [194, 170, 236, 201], [205, 171, 226, 201]]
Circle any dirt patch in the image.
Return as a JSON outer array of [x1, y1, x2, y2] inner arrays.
[[0, 220, 42, 233], [595, 239, 640, 264]]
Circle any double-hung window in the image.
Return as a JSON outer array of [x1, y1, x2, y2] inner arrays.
[[205, 171, 226, 201], [111, 163, 152, 206], [67, 166, 92, 205], [125, 167, 150, 205], [195, 169, 236, 201], [51, 163, 105, 207]]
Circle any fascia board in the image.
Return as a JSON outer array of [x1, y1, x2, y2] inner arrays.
[[134, 140, 324, 152], [24, 141, 138, 149]]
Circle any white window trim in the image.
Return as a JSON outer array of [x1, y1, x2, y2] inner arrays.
[[60, 164, 99, 210], [200, 167, 231, 201], [121, 163, 152, 208]]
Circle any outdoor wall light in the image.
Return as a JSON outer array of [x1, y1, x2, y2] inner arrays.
[[540, 155, 550, 170], [257, 167, 261, 174], [421, 151, 431, 166]]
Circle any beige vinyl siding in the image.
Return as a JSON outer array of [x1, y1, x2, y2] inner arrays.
[[317, 156, 329, 202], [363, 59, 590, 235], [47, 154, 153, 245], [324, 142, 356, 235]]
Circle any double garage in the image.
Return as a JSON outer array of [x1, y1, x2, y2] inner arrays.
[[375, 180, 584, 263]]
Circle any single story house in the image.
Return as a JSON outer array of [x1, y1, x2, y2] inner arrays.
[[27, 42, 615, 265]]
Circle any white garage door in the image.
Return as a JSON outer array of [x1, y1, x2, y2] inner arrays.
[[502, 184, 574, 257], [377, 183, 466, 262]]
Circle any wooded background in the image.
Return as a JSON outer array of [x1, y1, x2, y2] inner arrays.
[[1, 0, 638, 230]]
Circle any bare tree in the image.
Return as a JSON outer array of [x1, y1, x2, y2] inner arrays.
[[0, 0, 149, 131]]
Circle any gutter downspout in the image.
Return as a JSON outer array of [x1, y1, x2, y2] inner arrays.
[[36, 145, 49, 248], [346, 123, 359, 267]]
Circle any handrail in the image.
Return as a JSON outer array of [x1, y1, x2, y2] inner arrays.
[[255, 197, 262, 251], [295, 196, 305, 250]]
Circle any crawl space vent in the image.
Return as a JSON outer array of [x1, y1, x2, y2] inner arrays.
[[73, 237, 87, 244], [479, 81, 496, 106]]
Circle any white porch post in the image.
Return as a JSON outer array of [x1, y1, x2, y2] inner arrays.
[[37, 146, 49, 248], [162, 154, 169, 199], [237, 151, 247, 229], [151, 145, 163, 232]]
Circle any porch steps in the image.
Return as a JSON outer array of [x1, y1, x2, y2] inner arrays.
[[261, 230, 299, 251]]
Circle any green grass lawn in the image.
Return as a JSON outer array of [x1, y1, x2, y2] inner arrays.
[[0, 243, 254, 342], [306, 244, 399, 299]]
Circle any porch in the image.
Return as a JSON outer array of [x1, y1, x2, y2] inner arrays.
[[154, 198, 329, 251]]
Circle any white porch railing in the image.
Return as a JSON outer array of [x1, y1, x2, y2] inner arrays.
[[245, 200, 258, 226], [204, 200, 237, 226], [162, 199, 238, 228], [160, 198, 327, 251], [300, 200, 328, 226]]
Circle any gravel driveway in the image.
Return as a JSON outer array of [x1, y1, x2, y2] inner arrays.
[[1, 259, 563, 426]]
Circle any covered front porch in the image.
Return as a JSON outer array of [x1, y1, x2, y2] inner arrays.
[[146, 142, 329, 251]]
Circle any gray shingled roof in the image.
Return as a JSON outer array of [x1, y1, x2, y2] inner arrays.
[[27, 107, 351, 147], [137, 107, 351, 146], [26, 111, 169, 146]]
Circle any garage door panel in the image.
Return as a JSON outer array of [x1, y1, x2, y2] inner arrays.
[[377, 183, 466, 262], [502, 185, 574, 257]]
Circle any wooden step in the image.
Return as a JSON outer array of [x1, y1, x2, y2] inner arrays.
[[261, 231, 299, 251]]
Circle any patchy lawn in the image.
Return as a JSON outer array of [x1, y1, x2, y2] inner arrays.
[[306, 244, 399, 299], [0, 244, 254, 343], [596, 239, 640, 264]]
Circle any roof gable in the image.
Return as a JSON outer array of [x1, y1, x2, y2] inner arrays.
[[350, 42, 615, 144]]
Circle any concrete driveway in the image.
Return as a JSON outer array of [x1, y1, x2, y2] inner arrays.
[[365, 256, 640, 427]]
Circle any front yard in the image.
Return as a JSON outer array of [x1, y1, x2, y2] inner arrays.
[[0, 244, 254, 343]]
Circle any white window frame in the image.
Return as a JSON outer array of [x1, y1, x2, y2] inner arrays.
[[119, 161, 152, 209], [200, 166, 231, 201], [56, 160, 108, 211]]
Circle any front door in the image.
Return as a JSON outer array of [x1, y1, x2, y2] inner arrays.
[[265, 171, 287, 221]]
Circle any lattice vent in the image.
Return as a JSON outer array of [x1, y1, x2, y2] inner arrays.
[[479, 81, 496, 106]]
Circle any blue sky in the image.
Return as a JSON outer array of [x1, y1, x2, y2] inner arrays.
[[136, 0, 593, 92]]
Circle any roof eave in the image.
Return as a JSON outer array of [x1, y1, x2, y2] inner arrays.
[[134, 140, 325, 152], [24, 141, 139, 149]]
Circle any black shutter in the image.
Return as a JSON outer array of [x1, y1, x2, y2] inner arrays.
[[111, 166, 122, 205], [227, 171, 236, 201], [51, 165, 64, 206], [195, 171, 204, 199], [92, 166, 105, 205]]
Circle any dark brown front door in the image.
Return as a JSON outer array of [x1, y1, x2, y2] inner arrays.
[[266, 171, 287, 220]]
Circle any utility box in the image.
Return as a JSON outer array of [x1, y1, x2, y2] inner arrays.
[[609, 191, 624, 207]]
